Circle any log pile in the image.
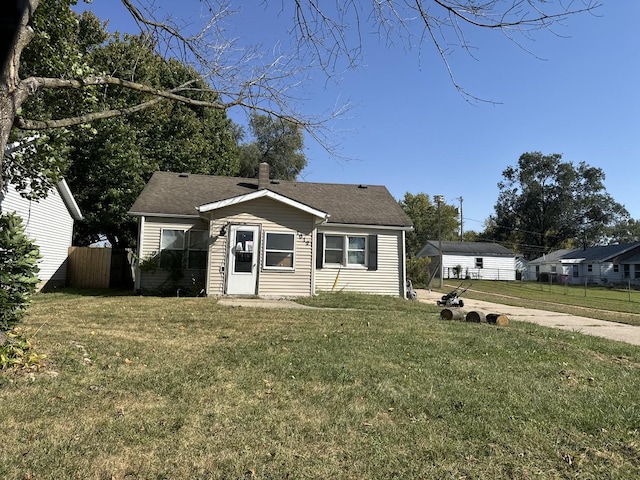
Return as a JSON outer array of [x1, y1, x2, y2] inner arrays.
[[439, 309, 509, 326]]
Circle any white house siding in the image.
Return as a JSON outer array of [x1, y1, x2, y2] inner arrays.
[[1, 183, 74, 290], [138, 216, 209, 293], [203, 197, 316, 297], [315, 227, 404, 297], [441, 254, 516, 281], [564, 262, 626, 285]]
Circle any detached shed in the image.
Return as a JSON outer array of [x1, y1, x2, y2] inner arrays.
[[416, 241, 517, 281]]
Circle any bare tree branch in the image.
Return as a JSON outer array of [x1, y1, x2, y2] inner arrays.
[[1, 0, 603, 187]]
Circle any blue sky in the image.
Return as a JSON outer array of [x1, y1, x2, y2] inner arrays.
[[80, 1, 640, 233]]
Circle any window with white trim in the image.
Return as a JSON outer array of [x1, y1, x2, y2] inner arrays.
[[324, 235, 345, 265], [160, 228, 208, 270], [347, 236, 366, 266], [323, 234, 367, 267], [160, 229, 185, 269], [475, 257, 483, 269], [264, 232, 295, 269]]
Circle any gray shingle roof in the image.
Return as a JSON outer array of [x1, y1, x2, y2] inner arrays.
[[129, 171, 413, 227], [416, 241, 515, 258], [529, 243, 640, 263], [559, 243, 640, 262], [528, 249, 575, 264]]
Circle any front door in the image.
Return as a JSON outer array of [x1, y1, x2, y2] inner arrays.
[[226, 225, 259, 295]]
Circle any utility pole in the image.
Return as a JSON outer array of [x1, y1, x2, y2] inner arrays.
[[457, 196, 463, 241], [434, 194, 444, 288]]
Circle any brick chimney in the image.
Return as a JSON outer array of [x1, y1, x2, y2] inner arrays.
[[258, 162, 270, 189]]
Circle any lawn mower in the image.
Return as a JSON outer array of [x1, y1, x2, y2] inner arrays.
[[436, 281, 471, 308]]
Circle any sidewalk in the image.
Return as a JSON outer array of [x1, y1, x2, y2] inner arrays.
[[417, 289, 640, 346]]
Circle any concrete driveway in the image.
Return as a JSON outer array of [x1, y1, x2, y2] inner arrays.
[[417, 289, 640, 346]]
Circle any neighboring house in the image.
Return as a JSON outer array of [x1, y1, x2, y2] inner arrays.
[[128, 164, 414, 297], [528, 243, 640, 285], [0, 179, 83, 290], [416, 241, 517, 281], [525, 248, 574, 282]]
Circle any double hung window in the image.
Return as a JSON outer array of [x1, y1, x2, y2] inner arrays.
[[264, 232, 295, 269], [160, 229, 208, 270], [323, 234, 367, 267]]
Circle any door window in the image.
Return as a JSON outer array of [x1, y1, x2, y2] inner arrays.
[[234, 229, 254, 273]]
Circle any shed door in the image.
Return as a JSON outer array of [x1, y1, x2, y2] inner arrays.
[[226, 225, 259, 295]]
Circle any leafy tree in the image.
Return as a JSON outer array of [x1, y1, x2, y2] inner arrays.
[[238, 113, 306, 180], [0, 213, 40, 331], [406, 256, 432, 288], [399, 192, 459, 257], [488, 152, 629, 259], [62, 32, 240, 247]]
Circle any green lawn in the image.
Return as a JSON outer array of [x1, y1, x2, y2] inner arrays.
[[435, 280, 640, 326], [1, 291, 639, 479]]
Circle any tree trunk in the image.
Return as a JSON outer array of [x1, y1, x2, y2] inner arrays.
[[440, 308, 465, 321], [486, 313, 510, 326], [0, 0, 39, 190], [465, 311, 487, 323]]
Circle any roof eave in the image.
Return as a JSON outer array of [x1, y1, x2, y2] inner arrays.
[[322, 222, 413, 231], [56, 179, 83, 221]]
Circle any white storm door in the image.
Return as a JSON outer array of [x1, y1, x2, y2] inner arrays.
[[226, 225, 259, 295]]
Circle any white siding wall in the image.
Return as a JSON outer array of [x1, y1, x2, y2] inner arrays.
[[566, 262, 626, 285], [315, 227, 404, 297], [441, 254, 516, 281], [138, 216, 209, 293], [203, 197, 316, 297], [1, 183, 74, 289]]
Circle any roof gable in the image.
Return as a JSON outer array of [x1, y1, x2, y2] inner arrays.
[[197, 189, 328, 220]]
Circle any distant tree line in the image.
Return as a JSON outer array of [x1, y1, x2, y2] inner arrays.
[[400, 152, 638, 262]]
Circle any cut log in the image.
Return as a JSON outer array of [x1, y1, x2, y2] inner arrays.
[[465, 311, 487, 323], [486, 313, 510, 326], [440, 308, 465, 321]]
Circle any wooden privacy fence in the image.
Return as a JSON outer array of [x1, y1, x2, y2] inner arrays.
[[67, 247, 134, 289], [67, 247, 111, 288]]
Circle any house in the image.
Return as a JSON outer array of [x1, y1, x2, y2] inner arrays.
[[128, 164, 414, 297], [528, 243, 640, 285], [525, 248, 575, 282], [416, 241, 517, 281], [0, 179, 83, 290]]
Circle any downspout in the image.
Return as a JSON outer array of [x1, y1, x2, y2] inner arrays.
[[311, 226, 317, 295], [134, 215, 145, 292], [401, 230, 407, 298]]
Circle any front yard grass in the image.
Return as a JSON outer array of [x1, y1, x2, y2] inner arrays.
[[1, 291, 639, 479]]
